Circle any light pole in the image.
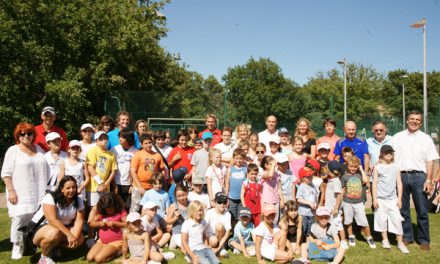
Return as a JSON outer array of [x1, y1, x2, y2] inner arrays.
[[401, 75, 409, 129], [411, 18, 427, 132], [224, 88, 228, 127], [337, 59, 347, 124]]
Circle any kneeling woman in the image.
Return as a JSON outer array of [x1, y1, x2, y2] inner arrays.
[[32, 176, 85, 264]]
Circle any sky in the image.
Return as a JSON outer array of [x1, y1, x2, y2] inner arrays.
[[160, 0, 440, 85]]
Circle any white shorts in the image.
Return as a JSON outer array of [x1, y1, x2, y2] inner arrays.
[[87, 192, 103, 207], [330, 212, 343, 232], [261, 244, 277, 261], [342, 202, 369, 227], [374, 198, 403, 235], [172, 234, 182, 248]]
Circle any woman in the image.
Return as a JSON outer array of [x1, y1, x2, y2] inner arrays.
[[294, 117, 317, 159], [32, 176, 85, 264], [233, 123, 251, 146], [1, 123, 49, 260], [135, 119, 148, 136], [79, 123, 96, 160], [96, 115, 115, 133]]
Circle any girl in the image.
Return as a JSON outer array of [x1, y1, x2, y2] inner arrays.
[[300, 207, 345, 264], [240, 163, 262, 226], [166, 184, 190, 253], [121, 212, 150, 264], [260, 156, 283, 223], [79, 123, 96, 160], [167, 129, 195, 184], [187, 127, 198, 148], [254, 204, 293, 264], [294, 118, 316, 159], [279, 200, 302, 256], [372, 145, 409, 253], [225, 149, 247, 223], [287, 136, 307, 184], [268, 140, 281, 157], [181, 201, 220, 264], [206, 148, 227, 208], [248, 133, 259, 163], [63, 140, 90, 201], [255, 143, 267, 180], [87, 193, 127, 263]]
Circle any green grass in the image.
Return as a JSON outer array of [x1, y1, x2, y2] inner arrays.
[[0, 208, 439, 263]]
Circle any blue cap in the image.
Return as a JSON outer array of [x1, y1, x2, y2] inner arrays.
[[202, 132, 213, 141], [173, 167, 188, 183]]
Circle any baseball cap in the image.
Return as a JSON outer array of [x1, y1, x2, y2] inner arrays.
[[274, 153, 288, 164], [317, 143, 331, 151], [215, 192, 228, 204], [173, 167, 188, 184], [327, 160, 343, 175], [42, 106, 56, 115], [142, 201, 159, 210], [316, 206, 331, 217], [192, 176, 203, 185], [69, 140, 81, 148], [262, 204, 276, 216], [269, 138, 280, 144], [194, 138, 203, 144], [126, 212, 141, 223], [202, 132, 213, 141], [45, 132, 62, 143], [380, 145, 394, 153], [239, 207, 252, 218], [306, 159, 320, 172], [298, 167, 314, 179], [94, 131, 108, 140], [278, 127, 289, 135], [81, 123, 94, 131]]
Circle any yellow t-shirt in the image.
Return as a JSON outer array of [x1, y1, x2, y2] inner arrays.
[[86, 146, 117, 192]]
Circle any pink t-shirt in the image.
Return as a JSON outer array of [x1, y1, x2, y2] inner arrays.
[[288, 154, 307, 184], [316, 134, 340, 160], [99, 210, 127, 244], [261, 171, 280, 204]]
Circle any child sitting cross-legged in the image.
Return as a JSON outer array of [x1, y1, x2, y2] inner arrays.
[[228, 207, 256, 257]]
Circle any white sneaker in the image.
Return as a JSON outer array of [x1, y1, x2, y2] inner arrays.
[[348, 236, 356, 246], [247, 247, 256, 256], [86, 238, 96, 248], [233, 248, 240, 254], [367, 238, 376, 249], [219, 248, 228, 257], [38, 256, 56, 264], [162, 252, 176, 260], [381, 240, 391, 249], [340, 240, 348, 249], [11, 243, 23, 260], [397, 243, 410, 254], [184, 255, 192, 263]]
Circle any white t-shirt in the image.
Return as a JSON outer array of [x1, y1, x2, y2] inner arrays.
[[205, 208, 232, 233], [64, 158, 85, 199], [258, 129, 280, 150], [32, 193, 84, 226], [141, 215, 160, 234], [312, 177, 323, 194], [188, 192, 211, 210], [253, 222, 280, 248], [205, 165, 227, 196], [214, 142, 235, 160], [153, 145, 172, 160], [45, 151, 68, 190], [80, 141, 96, 161], [181, 219, 213, 250], [110, 145, 138, 185]]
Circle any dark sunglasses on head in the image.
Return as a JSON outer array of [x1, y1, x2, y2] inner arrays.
[[19, 132, 33, 137]]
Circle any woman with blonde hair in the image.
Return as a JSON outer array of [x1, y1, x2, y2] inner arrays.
[[233, 123, 251, 146], [294, 117, 316, 159]]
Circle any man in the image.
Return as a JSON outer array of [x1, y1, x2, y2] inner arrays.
[[316, 118, 340, 160], [198, 114, 222, 146], [258, 115, 279, 149], [391, 110, 439, 250], [334, 121, 370, 172], [366, 121, 392, 170], [34, 106, 68, 152], [107, 111, 140, 149]]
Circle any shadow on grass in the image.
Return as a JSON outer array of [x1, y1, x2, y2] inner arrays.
[[28, 244, 89, 263], [0, 238, 11, 252]]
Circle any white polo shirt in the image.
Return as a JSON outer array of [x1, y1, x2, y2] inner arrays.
[[391, 129, 439, 173], [258, 129, 279, 150]]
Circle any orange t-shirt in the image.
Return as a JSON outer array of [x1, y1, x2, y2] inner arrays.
[[131, 150, 164, 190]]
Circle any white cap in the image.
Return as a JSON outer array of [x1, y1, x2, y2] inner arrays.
[[94, 131, 107, 140], [142, 201, 159, 209], [81, 123, 94, 131], [45, 132, 62, 142], [126, 212, 141, 223], [274, 153, 289, 163], [42, 106, 56, 115], [269, 137, 280, 144], [69, 140, 81, 148], [317, 142, 331, 151]]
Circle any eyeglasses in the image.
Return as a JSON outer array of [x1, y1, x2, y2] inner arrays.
[[374, 129, 384, 132], [19, 132, 33, 137], [256, 151, 265, 154]]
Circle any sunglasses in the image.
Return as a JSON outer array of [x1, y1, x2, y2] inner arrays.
[[82, 129, 93, 133], [19, 132, 33, 137], [217, 200, 227, 205], [374, 129, 384, 132], [256, 151, 265, 154]]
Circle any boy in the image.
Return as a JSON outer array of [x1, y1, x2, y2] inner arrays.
[[317, 143, 331, 206], [190, 132, 213, 193], [296, 167, 318, 241], [45, 132, 68, 191], [205, 192, 231, 257], [341, 156, 376, 249], [153, 130, 172, 185], [214, 126, 235, 165], [275, 153, 295, 202], [188, 177, 211, 209], [240, 163, 262, 226], [228, 207, 256, 257]]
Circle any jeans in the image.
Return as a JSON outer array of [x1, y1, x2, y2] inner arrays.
[[193, 247, 220, 264], [400, 172, 430, 244], [302, 215, 314, 242]]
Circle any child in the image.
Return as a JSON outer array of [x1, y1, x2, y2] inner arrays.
[[45, 132, 68, 191], [261, 156, 284, 223], [300, 207, 346, 264], [296, 167, 318, 241], [288, 136, 307, 184], [254, 204, 293, 264], [279, 200, 302, 256], [325, 161, 347, 249], [122, 212, 150, 264], [181, 200, 220, 264], [167, 129, 195, 185], [317, 143, 331, 206], [206, 148, 227, 208], [268, 139, 281, 157], [276, 153, 295, 202], [188, 177, 211, 209], [255, 143, 267, 173], [341, 156, 376, 248], [248, 133, 259, 163], [241, 163, 262, 226], [87, 193, 127, 263], [214, 126, 235, 165], [306, 159, 323, 201], [204, 192, 231, 257], [279, 127, 293, 156], [237, 140, 254, 164], [194, 138, 203, 150], [153, 130, 172, 160], [79, 123, 96, 160], [64, 140, 90, 201], [372, 145, 409, 253], [187, 127, 198, 148], [225, 148, 247, 222], [228, 207, 256, 257], [166, 184, 190, 252], [190, 131, 213, 192]]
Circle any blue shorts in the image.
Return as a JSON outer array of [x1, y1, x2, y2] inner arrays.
[[308, 238, 337, 261]]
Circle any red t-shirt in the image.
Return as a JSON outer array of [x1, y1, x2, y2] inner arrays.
[[168, 146, 195, 172], [198, 128, 222, 146], [34, 124, 68, 152]]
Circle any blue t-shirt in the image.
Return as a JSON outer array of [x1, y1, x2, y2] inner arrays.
[[296, 182, 318, 217], [232, 221, 255, 241], [228, 166, 247, 200], [333, 137, 369, 168], [140, 189, 170, 217], [107, 128, 141, 150]]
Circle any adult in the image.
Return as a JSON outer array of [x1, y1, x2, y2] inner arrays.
[[96, 115, 115, 133], [258, 115, 279, 150], [107, 111, 140, 150], [334, 121, 370, 172], [391, 110, 439, 250], [294, 117, 316, 159], [366, 121, 392, 170], [232, 123, 251, 146], [32, 176, 85, 264], [1, 123, 49, 260], [198, 114, 222, 147], [79, 123, 96, 161], [34, 106, 68, 152], [316, 118, 340, 160]]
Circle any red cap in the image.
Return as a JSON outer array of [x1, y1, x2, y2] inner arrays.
[[298, 167, 314, 179], [307, 159, 321, 172]]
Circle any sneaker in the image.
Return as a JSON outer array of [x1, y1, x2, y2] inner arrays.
[[367, 238, 376, 249], [348, 236, 356, 247], [184, 255, 192, 263], [340, 240, 348, 249], [162, 252, 175, 260], [397, 243, 410, 254], [233, 248, 240, 254], [86, 238, 96, 248], [38, 256, 56, 264], [381, 240, 391, 249], [11, 243, 23, 260], [247, 247, 256, 256], [219, 248, 229, 257]]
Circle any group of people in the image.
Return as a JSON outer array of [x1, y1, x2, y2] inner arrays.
[[1, 107, 438, 264]]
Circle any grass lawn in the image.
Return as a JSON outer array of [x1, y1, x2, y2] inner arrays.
[[0, 208, 438, 264]]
